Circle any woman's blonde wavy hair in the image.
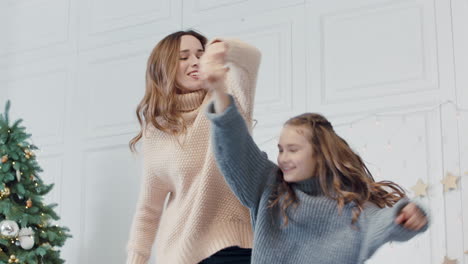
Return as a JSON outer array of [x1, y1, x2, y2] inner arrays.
[[129, 30, 207, 151]]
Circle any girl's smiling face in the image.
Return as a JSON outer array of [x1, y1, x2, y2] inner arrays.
[[277, 125, 316, 182]]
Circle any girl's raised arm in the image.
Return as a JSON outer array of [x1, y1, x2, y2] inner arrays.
[[206, 95, 274, 209]]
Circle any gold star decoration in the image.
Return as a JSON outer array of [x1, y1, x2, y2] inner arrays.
[[441, 172, 459, 192], [411, 179, 428, 197], [442, 256, 457, 264]]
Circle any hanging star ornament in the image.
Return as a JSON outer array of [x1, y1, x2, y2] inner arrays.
[[411, 179, 428, 197], [442, 256, 457, 264], [441, 172, 459, 192]]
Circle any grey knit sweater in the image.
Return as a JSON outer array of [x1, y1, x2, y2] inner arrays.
[[206, 96, 428, 264]]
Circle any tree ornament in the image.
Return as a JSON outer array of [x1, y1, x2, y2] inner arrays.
[[0, 220, 19, 238], [0, 184, 11, 199], [8, 255, 19, 263], [11, 193, 24, 204], [1, 155, 7, 163], [26, 198, 32, 208], [441, 172, 459, 192], [27, 149, 34, 157], [411, 179, 428, 197], [18, 227, 35, 250], [16, 170, 21, 182], [24, 149, 34, 159]]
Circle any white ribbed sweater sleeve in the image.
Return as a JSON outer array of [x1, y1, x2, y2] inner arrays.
[[126, 134, 171, 264], [209, 37, 261, 124]]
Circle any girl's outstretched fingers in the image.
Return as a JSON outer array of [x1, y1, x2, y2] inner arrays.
[[395, 203, 427, 230]]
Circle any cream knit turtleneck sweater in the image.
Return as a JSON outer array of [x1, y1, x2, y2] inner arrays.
[[126, 38, 261, 264]]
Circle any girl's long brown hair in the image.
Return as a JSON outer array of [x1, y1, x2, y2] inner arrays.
[[269, 113, 406, 226], [129, 30, 208, 152]]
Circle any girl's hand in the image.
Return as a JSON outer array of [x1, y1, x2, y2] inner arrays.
[[395, 203, 427, 230], [199, 41, 229, 91]]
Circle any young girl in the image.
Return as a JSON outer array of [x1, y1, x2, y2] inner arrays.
[[201, 65, 428, 263], [126, 30, 260, 264]]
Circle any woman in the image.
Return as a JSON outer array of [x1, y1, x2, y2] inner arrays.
[[126, 30, 261, 264]]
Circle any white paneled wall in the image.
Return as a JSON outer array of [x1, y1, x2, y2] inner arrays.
[[1, 0, 467, 263], [452, 9, 468, 262]]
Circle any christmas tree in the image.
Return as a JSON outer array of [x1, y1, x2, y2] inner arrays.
[[0, 101, 71, 264]]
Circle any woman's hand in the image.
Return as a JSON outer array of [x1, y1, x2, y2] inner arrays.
[[199, 40, 229, 91], [395, 203, 427, 231]]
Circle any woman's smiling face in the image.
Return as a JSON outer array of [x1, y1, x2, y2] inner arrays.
[[176, 35, 205, 93]]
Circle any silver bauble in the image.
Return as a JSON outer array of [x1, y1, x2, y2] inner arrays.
[[0, 220, 19, 238]]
